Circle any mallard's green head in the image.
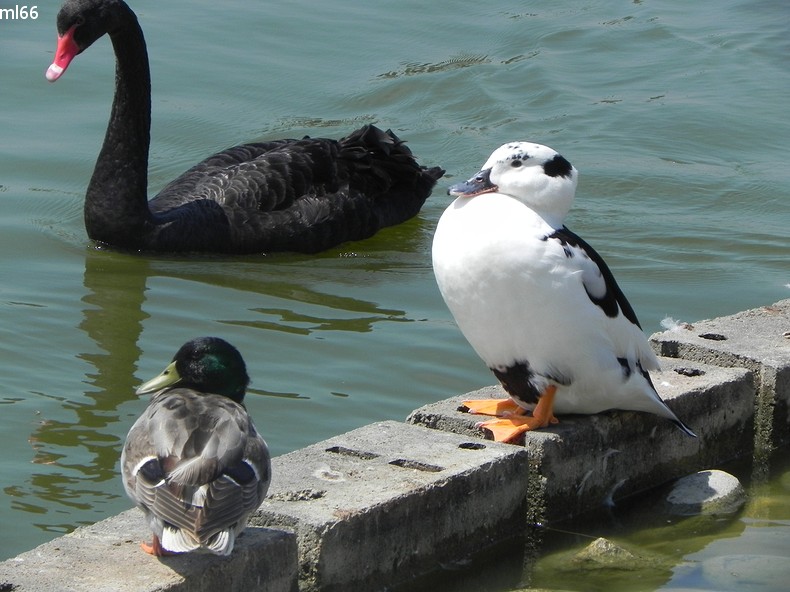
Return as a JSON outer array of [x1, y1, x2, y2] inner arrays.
[[136, 337, 250, 404]]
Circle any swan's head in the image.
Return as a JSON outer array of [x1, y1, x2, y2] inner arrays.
[[448, 142, 578, 227], [46, 0, 134, 82]]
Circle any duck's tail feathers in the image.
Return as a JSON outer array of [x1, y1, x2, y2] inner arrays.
[[160, 524, 236, 556], [161, 525, 201, 554]]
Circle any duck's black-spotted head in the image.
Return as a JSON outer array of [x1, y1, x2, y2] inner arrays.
[[136, 337, 250, 404], [449, 141, 579, 229]]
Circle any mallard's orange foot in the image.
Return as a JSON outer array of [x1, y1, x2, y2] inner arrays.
[[141, 535, 177, 557], [459, 398, 525, 417]]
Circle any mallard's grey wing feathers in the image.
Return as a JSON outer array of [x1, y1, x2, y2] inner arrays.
[[120, 387, 270, 555]]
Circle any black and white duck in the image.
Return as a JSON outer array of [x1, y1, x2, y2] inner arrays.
[[432, 141, 696, 442]]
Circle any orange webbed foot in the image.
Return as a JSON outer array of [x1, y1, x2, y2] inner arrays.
[[476, 414, 559, 443], [472, 386, 559, 443], [459, 398, 526, 417]]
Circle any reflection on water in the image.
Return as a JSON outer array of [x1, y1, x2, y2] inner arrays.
[[4, 251, 147, 532], [4, 404, 124, 532], [226, 309, 407, 336]]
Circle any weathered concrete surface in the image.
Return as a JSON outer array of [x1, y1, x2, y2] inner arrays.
[[408, 357, 754, 521], [651, 299, 790, 450], [250, 420, 531, 592], [0, 509, 298, 592]]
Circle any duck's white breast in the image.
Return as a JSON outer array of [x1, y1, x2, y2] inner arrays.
[[433, 194, 589, 369]]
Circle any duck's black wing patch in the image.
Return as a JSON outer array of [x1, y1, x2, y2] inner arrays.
[[546, 226, 642, 329]]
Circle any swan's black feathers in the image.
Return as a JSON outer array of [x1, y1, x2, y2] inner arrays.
[[154, 139, 338, 213], [547, 226, 642, 329], [151, 140, 293, 207], [144, 126, 444, 253], [51, 0, 444, 254]]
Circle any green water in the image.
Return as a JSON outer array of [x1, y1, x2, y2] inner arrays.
[[1, 0, 789, 589], [408, 453, 790, 592]]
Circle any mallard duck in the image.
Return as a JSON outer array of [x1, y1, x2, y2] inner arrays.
[[45, 0, 444, 254], [121, 337, 270, 555], [432, 142, 696, 443]]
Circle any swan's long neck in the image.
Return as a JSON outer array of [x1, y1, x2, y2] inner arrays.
[[84, 9, 152, 247]]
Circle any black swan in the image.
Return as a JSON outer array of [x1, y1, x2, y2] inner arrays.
[[46, 0, 444, 254]]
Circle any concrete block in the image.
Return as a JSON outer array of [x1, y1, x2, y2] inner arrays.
[[651, 299, 790, 449], [250, 420, 531, 592], [407, 357, 754, 522], [0, 509, 298, 592]]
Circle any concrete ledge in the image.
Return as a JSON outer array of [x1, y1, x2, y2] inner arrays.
[[250, 421, 530, 592], [0, 510, 298, 592], [2, 302, 787, 591], [651, 299, 790, 450], [407, 357, 754, 521]]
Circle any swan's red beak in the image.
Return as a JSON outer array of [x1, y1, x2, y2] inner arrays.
[[46, 24, 80, 82]]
